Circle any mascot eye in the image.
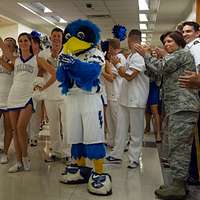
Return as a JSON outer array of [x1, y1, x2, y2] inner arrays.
[[65, 33, 71, 41], [77, 32, 85, 40]]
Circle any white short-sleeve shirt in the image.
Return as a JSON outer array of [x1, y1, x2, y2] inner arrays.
[[104, 53, 126, 101], [119, 52, 149, 108], [39, 48, 64, 100], [186, 38, 200, 72]]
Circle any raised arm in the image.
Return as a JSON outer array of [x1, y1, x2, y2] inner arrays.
[[102, 60, 116, 82], [37, 56, 56, 90], [0, 56, 14, 71], [111, 53, 140, 81]]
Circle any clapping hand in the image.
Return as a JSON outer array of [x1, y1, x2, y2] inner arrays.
[[154, 47, 168, 58], [134, 44, 151, 57]]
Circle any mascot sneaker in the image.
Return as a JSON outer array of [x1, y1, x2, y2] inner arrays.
[[88, 171, 112, 195], [59, 165, 92, 184]]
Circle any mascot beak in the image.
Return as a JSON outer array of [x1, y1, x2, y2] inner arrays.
[[63, 36, 92, 55]]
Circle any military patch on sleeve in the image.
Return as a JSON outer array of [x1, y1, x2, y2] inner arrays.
[[193, 40, 200, 45]]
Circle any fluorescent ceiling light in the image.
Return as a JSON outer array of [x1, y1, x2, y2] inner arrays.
[[138, 0, 149, 10], [142, 33, 147, 37], [139, 23, 147, 30], [59, 17, 67, 23], [44, 7, 52, 13], [17, 2, 63, 30], [139, 14, 148, 22]]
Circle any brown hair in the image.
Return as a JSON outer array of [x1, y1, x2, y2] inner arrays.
[[18, 32, 33, 55], [183, 21, 200, 32], [128, 29, 141, 41], [108, 38, 120, 49], [160, 31, 186, 48], [51, 27, 64, 44]]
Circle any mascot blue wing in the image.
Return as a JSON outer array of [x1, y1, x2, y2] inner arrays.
[[68, 59, 101, 91], [56, 64, 66, 82], [56, 64, 71, 95]]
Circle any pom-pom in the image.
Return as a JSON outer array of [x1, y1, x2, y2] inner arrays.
[[40, 35, 51, 49], [112, 25, 127, 41], [30, 30, 41, 39]]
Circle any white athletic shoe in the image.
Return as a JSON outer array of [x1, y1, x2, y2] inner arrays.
[[60, 165, 92, 184], [88, 172, 112, 195], [8, 162, 24, 173], [0, 153, 8, 164], [22, 157, 31, 171]]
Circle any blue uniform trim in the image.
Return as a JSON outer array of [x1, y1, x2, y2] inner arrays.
[[101, 94, 107, 106], [98, 111, 103, 129], [20, 54, 34, 63], [7, 98, 35, 112], [71, 143, 106, 160]]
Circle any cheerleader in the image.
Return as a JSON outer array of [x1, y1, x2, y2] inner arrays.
[[0, 37, 17, 164], [28, 31, 45, 147], [0, 33, 56, 173]]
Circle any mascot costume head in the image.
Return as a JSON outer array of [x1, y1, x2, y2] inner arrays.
[[57, 19, 112, 196], [57, 19, 105, 95], [62, 19, 100, 55]]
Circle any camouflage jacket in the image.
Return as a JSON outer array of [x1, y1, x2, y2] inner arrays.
[[144, 48, 200, 116]]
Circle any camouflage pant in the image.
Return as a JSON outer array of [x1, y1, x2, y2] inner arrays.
[[160, 117, 169, 160], [167, 111, 198, 180]]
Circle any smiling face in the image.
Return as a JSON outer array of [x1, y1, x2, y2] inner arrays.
[[182, 25, 200, 44], [18, 34, 32, 53], [4, 38, 16, 53], [50, 31, 63, 48], [151, 49, 158, 58], [163, 35, 179, 53]]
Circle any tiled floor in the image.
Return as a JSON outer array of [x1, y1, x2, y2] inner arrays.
[[0, 127, 199, 200], [0, 145, 163, 200]]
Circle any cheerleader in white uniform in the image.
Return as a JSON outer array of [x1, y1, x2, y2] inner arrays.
[[0, 37, 17, 164], [0, 33, 56, 173]]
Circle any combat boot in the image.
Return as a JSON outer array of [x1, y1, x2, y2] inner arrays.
[[155, 179, 187, 200]]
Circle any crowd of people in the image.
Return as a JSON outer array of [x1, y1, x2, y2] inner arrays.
[[0, 20, 199, 199]]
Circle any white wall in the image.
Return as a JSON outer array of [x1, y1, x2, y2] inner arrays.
[[18, 23, 32, 34], [0, 23, 33, 55], [185, 3, 196, 21], [0, 24, 18, 40], [0, 23, 33, 41]]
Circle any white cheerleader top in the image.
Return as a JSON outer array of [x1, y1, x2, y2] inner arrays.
[[0, 63, 13, 110], [7, 55, 38, 109]]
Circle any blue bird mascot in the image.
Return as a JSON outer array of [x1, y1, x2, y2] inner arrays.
[[57, 19, 112, 195]]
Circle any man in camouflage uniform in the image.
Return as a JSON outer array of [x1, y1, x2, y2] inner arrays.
[[134, 31, 200, 200]]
